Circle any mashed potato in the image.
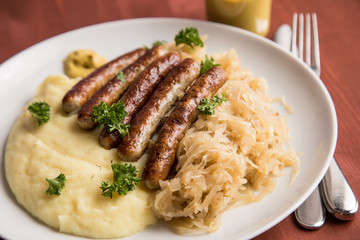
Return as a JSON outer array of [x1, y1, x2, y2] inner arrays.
[[5, 75, 156, 239]]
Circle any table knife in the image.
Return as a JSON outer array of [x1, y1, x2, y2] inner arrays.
[[273, 24, 358, 227], [274, 24, 326, 229]]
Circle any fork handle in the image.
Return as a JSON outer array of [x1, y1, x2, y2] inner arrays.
[[320, 157, 358, 220]]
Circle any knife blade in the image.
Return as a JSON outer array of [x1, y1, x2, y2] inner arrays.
[[273, 24, 326, 229], [273, 23, 358, 225], [273, 24, 292, 51]]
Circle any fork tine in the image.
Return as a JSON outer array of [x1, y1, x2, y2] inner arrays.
[[312, 13, 321, 76], [292, 13, 321, 77], [305, 14, 311, 65], [298, 13, 304, 60], [291, 13, 297, 55]]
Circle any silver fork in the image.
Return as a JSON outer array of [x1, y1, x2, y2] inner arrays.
[[291, 13, 358, 229]]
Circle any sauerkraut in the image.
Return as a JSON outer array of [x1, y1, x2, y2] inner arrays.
[[151, 47, 299, 234]]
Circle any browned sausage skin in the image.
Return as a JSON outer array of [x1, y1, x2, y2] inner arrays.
[[142, 66, 227, 189], [77, 45, 168, 130], [99, 52, 181, 150], [117, 58, 200, 162], [62, 48, 145, 113]]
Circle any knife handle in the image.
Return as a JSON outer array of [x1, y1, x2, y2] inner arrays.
[[320, 157, 358, 220], [295, 187, 326, 229]]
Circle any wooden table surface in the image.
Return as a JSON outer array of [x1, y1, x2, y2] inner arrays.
[[1, 0, 359, 239]]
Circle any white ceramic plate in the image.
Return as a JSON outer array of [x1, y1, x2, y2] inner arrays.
[[0, 18, 337, 240]]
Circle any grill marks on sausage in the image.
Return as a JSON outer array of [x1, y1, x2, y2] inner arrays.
[[117, 58, 200, 162], [77, 45, 168, 130], [62, 47, 228, 190], [99, 52, 181, 149], [62, 48, 146, 113], [142, 67, 227, 189]]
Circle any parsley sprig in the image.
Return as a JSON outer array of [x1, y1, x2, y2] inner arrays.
[[28, 101, 51, 126], [144, 40, 167, 51], [152, 40, 167, 47], [197, 93, 227, 115], [200, 55, 221, 76], [175, 27, 204, 49], [100, 163, 141, 198], [116, 70, 126, 82], [45, 173, 66, 196], [91, 101, 129, 136]]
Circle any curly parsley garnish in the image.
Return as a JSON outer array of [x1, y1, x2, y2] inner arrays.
[[28, 101, 51, 126], [197, 93, 227, 115], [45, 173, 66, 196], [91, 101, 129, 136], [100, 163, 141, 198], [152, 40, 167, 47], [144, 40, 167, 50], [116, 70, 126, 82], [175, 27, 204, 49], [200, 55, 221, 76]]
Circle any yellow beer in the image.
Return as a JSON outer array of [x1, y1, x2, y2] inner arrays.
[[206, 0, 272, 36]]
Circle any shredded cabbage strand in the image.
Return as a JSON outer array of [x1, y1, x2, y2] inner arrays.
[[151, 47, 299, 234]]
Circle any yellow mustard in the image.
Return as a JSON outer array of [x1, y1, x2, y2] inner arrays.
[[63, 49, 107, 78], [206, 0, 272, 36]]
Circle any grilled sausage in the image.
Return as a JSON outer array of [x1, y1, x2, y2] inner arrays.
[[99, 52, 181, 149], [117, 58, 200, 162], [142, 66, 227, 189], [77, 45, 168, 130], [62, 48, 145, 113]]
